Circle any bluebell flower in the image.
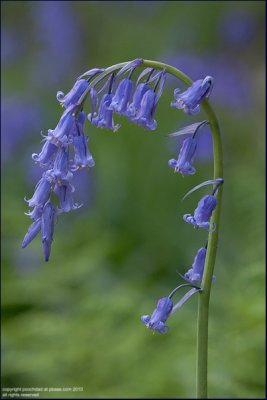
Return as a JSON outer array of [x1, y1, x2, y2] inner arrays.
[[25, 206, 43, 221], [32, 140, 58, 166], [127, 83, 150, 118], [141, 297, 173, 334], [48, 110, 75, 145], [183, 247, 206, 283], [73, 134, 95, 170], [131, 89, 158, 130], [22, 218, 42, 248], [109, 78, 134, 115], [183, 194, 217, 232], [57, 79, 89, 110], [89, 93, 120, 131], [168, 137, 197, 175], [71, 109, 87, 136], [171, 76, 214, 115], [41, 202, 55, 262], [47, 147, 70, 181], [54, 181, 81, 212], [25, 175, 52, 208], [71, 111, 95, 169], [129, 70, 165, 130]]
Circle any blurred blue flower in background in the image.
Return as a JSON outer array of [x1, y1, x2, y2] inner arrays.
[[1, 97, 42, 162], [30, 1, 82, 85], [1, 27, 25, 66], [218, 8, 256, 46]]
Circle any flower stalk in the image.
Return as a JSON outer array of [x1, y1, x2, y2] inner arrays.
[[141, 60, 223, 398], [196, 100, 223, 399]]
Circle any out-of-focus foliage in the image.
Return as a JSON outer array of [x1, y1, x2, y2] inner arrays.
[[1, 1, 265, 398]]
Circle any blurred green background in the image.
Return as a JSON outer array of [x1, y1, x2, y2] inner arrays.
[[1, 1, 265, 398]]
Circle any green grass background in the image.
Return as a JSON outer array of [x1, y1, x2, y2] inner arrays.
[[2, 1, 265, 398]]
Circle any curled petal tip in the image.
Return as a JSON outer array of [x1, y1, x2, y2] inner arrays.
[[56, 91, 65, 101]]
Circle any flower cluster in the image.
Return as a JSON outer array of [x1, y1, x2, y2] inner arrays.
[[141, 74, 223, 334], [23, 59, 168, 260], [23, 74, 98, 261], [88, 62, 166, 132]]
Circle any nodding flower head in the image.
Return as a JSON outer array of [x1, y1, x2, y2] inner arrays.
[[168, 137, 197, 175], [171, 76, 214, 115], [109, 78, 134, 116], [183, 194, 217, 232], [56, 79, 89, 110], [141, 297, 173, 334], [89, 93, 121, 132], [184, 247, 207, 283], [41, 201, 55, 262]]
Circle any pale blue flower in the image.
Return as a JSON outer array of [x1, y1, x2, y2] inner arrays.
[[48, 147, 70, 181], [89, 93, 120, 131], [130, 89, 158, 130], [171, 76, 213, 115], [25, 175, 52, 208], [183, 194, 217, 232], [183, 247, 206, 283], [168, 137, 197, 175], [48, 110, 75, 144], [56, 79, 89, 110], [32, 140, 58, 166], [73, 134, 95, 169], [72, 111, 95, 169], [126, 83, 150, 118], [54, 181, 81, 213], [109, 78, 134, 115], [141, 297, 173, 334]]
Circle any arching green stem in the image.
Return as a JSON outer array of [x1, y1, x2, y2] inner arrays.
[[79, 59, 223, 398], [142, 60, 224, 399]]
